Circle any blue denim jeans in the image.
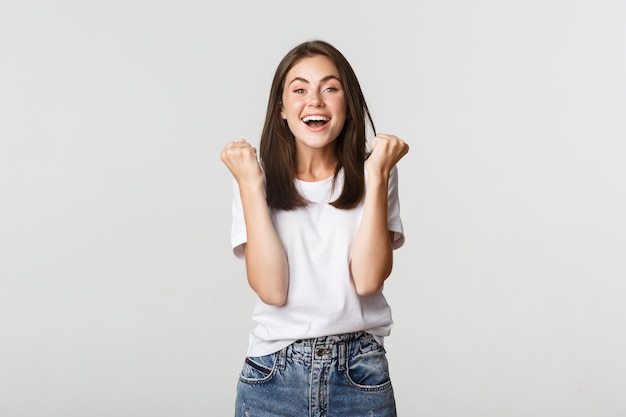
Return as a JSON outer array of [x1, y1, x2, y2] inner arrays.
[[235, 332, 397, 417]]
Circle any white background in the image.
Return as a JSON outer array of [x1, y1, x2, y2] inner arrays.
[[1, 1, 625, 416]]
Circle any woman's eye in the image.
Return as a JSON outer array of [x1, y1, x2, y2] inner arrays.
[[294, 88, 305, 94], [324, 87, 338, 93]]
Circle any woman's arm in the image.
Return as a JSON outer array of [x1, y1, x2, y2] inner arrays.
[[350, 134, 409, 296], [221, 140, 289, 306]]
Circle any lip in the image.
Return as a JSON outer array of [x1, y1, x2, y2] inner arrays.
[[301, 113, 330, 120], [301, 113, 331, 132], [301, 112, 330, 117]]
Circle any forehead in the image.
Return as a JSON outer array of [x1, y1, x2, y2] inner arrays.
[[285, 55, 340, 81]]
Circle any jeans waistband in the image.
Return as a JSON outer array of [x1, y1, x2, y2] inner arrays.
[[277, 332, 379, 371]]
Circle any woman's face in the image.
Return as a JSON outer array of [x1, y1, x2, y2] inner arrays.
[[280, 55, 347, 153]]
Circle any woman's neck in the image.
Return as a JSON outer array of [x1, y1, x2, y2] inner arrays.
[[295, 150, 337, 182]]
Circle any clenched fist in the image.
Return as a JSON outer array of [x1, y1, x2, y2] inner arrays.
[[220, 139, 264, 186], [366, 134, 409, 178]]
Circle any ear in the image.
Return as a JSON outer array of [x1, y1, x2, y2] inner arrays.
[[280, 103, 287, 120]]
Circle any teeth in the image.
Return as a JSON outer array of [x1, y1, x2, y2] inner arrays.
[[302, 115, 329, 122]]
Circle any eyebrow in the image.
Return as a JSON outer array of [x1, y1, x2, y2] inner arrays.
[[287, 75, 341, 86]]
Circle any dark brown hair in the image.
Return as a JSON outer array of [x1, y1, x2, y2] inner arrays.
[[260, 40, 376, 210]]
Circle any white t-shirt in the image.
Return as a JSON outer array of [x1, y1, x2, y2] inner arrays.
[[230, 166, 405, 357]]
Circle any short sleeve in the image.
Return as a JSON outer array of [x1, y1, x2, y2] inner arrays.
[[230, 178, 247, 259], [387, 165, 405, 249]]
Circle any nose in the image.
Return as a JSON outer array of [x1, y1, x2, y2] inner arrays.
[[308, 91, 323, 107]]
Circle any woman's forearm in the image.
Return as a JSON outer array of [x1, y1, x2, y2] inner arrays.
[[350, 173, 393, 296], [239, 181, 289, 306]]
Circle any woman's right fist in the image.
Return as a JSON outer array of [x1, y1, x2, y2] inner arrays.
[[220, 139, 264, 185]]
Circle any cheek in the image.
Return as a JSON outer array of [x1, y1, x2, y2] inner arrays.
[[281, 100, 300, 120], [334, 103, 348, 122], [333, 98, 348, 117], [284, 117, 300, 135]]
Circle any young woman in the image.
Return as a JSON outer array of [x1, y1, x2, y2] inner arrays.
[[221, 40, 409, 417]]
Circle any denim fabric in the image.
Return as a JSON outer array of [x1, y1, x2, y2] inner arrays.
[[235, 332, 396, 417]]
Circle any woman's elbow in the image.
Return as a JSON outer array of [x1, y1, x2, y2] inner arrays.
[[352, 269, 391, 296], [351, 253, 393, 296], [258, 290, 288, 306], [354, 281, 383, 296], [250, 275, 289, 306]]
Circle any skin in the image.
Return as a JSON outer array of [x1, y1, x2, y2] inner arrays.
[[220, 55, 409, 305], [280, 56, 347, 182]]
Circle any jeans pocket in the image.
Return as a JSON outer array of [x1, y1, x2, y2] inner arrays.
[[345, 347, 393, 392], [239, 353, 277, 384]]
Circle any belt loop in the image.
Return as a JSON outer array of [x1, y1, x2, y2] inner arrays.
[[278, 346, 287, 370], [338, 342, 346, 371]]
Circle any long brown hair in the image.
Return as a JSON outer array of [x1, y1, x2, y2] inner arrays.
[[260, 40, 376, 210]]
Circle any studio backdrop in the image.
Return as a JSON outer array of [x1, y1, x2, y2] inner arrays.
[[1, 1, 625, 416]]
